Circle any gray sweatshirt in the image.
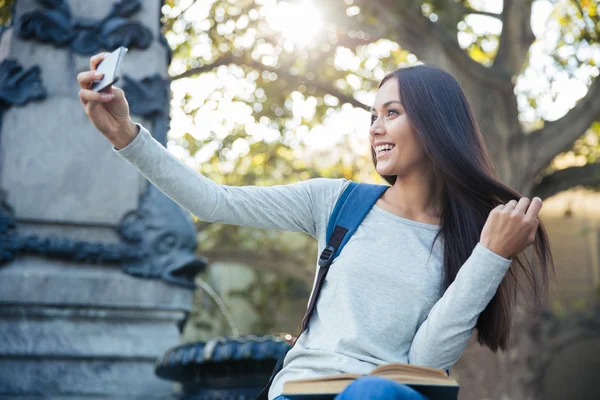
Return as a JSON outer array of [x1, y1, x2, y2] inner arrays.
[[112, 124, 513, 399]]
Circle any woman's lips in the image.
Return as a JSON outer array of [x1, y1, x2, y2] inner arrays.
[[376, 147, 394, 159]]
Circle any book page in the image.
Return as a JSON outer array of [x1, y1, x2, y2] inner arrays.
[[285, 373, 362, 383], [369, 363, 450, 379], [283, 374, 360, 395], [373, 373, 458, 386]]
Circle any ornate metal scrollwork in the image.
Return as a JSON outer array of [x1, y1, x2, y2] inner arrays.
[[155, 335, 292, 399], [16, 0, 153, 54]]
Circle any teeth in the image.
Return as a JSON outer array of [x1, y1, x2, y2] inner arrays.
[[375, 144, 395, 153]]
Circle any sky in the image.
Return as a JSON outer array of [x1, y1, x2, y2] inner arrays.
[[163, 0, 599, 169]]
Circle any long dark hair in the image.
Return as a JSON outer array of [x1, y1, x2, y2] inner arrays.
[[370, 65, 555, 352]]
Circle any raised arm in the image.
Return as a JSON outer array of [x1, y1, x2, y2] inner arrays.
[[114, 123, 348, 238], [407, 242, 512, 370], [78, 52, 346, 238]]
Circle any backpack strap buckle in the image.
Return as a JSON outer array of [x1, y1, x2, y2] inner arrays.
[[254, 182, 389, 400], [318, 245, 336, 267]]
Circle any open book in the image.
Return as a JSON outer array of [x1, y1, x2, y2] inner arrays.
[[282, 363, 459, 400]]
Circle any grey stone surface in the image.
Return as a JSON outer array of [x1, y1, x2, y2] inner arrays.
[[0, 0, 195, 397], [0, 359, 175, 397], [1, 98, 143, 224], [0, 255, 193, 310], [16, 221, 125, 245], [0, 305, 184, 358], [0, 0, 166, 224]]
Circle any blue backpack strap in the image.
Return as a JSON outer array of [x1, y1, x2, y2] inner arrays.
[[319, 182, 388, 266], [299, 182, 387, 334], [254, 182, 388, 400], [254, 182, 447, 400], [321, 181, 451, 377]]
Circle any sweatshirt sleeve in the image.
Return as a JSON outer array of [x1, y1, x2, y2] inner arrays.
[[112, 123, 342, 238], [407, 242, 512, 370]]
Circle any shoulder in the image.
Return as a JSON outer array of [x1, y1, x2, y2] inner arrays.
[[301, 177, 353, 204], [299, 178, 353, 237]]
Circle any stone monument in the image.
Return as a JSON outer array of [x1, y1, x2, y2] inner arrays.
[[0, 0, 206, 397]]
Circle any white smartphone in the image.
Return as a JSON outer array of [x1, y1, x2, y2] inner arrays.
[[90, 46, 128, 92]]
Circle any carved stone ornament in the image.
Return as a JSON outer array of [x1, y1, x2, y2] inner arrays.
[[117, 73, 208, 288], [16, 0, 153, 54], [123, 73, 171, 145], [0, 186, 207, 288], [119, 184, 208, 288], [0, 193, 144, 264], [0, 67, 207, 288], [0, 58, 47, 127], [158, 33, 173, 66]]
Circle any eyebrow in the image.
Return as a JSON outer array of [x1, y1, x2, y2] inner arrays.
[[370, 100, 402, 113]]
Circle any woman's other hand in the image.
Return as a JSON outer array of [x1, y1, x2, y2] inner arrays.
[[77, 52, 138, 149], [480, 197, 543, 259]]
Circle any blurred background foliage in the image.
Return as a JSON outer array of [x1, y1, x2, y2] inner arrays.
[[0, 0, 14, 32], [161, 0, 599, 338]]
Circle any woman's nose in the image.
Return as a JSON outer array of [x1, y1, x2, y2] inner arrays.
[[369, 117, 384, 137]]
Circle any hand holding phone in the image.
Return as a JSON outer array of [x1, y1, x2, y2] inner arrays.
[[78, 49, 138, 149], [90, 46, 128, 92]]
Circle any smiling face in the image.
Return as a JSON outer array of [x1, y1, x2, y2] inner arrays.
[[369, 77, 430, 179]]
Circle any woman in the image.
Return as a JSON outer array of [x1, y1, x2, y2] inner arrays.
[[78, 53, 554, 400]]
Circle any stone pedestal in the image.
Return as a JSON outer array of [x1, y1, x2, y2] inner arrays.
[[0, 1, 202, 397]]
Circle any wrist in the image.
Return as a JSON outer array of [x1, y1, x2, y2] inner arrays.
[[479, 241, 510, 259], [126, 119, 139, 138], [113, 120, 139, 150]]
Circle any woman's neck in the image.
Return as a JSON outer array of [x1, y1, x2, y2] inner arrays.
[[383, 175, 443, 220]]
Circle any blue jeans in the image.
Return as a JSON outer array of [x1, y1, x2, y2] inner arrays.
[[275, 376, 430, 400]]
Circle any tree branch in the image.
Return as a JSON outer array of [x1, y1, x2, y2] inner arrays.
[[256, 61, 370, 110], [170, 0, 198, 21], [527, 76, 600, 175], [200, 249, 314, 285], [531, 163, 600, 200], [168, 53, 237, 81], [461, 6, 502, 19], [492, 0, 536, 77], [370, 0, 512, 87], [169, 54, 370, 109]]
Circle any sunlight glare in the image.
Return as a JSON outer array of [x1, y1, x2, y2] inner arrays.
[[262, 0, 323, 46]]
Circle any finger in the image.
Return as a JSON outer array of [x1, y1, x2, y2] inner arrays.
[[493, 203, 505, 211], [514, 197, 530, 214], [79, 89, 88, 107], [98, 82, 121, 95], [77, 70, 104, 90], [90, 52, 111, 71], [525, 197, 543, 219], [111, 85, 125, 99], [79, 88, 115, 103], [501, 200, 517, 210]]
